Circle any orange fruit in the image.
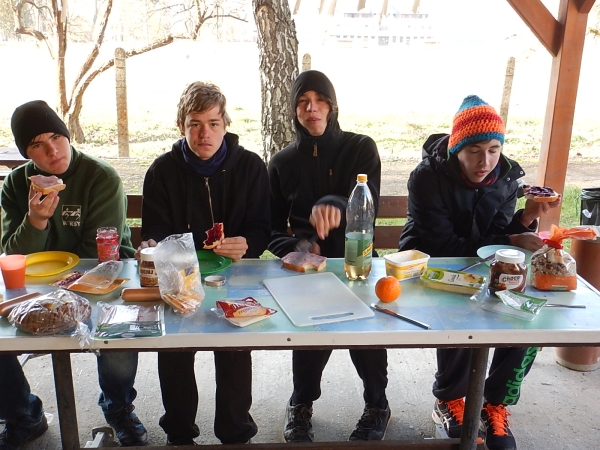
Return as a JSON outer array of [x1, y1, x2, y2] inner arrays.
[[375, 276, 401, 303]]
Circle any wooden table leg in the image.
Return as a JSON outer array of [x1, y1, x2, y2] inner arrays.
[[52, 353, 80, 450], [459, 347, 489, 450]]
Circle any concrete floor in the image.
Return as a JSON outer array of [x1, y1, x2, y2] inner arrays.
[[11, 346, 600, 449]]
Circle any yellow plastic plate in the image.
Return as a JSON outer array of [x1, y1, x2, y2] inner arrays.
[[25, 251, 80, 277]]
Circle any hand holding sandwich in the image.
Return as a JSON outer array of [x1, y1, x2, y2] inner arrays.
[[27, 178, 62, 230]]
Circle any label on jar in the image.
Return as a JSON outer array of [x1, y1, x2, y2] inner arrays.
[[140, 261, 158, 287], [489, 260, 527, 293], [497, 273, 525, 291]]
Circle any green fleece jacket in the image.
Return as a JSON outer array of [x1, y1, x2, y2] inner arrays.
[[1, 146, 134, 258]]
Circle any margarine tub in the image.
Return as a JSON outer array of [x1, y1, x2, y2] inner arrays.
[[384, 250, 430, 280]]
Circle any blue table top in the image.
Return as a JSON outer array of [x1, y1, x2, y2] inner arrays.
[[2, 257, 600, 352]]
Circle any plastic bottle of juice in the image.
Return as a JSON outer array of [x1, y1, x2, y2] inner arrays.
[[344, 174, 374, 280]]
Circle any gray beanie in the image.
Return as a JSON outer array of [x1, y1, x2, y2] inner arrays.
[[11, 100, 70, 158]]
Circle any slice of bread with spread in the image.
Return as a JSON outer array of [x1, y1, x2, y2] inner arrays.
[[281, 252, 327, 272]]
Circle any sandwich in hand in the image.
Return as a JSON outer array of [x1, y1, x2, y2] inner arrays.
[[522, 184, 559, 202], [28, 175, 66, 195], [203, 223, 224, 249]]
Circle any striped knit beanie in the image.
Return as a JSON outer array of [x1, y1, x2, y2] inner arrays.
[[448, 95, 505, 154]]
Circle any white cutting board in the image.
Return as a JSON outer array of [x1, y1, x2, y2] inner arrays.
[[263, 272, 374, 327]]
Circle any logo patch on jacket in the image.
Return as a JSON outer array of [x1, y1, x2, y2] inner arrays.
[[62, 205, 81, 227]]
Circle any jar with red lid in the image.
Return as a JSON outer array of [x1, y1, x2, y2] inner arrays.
[[96, 227, 120, 262], [488, 249, 527, 294]]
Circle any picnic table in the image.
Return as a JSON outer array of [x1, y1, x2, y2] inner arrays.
[[0, 146, 28, 180], [2, 256, 600, 450]]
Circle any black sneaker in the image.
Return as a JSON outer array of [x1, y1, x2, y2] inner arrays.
[[432, 399, 464, 438], [283, 399, 314, 443], [167, 437, 197, 446], [480, 403, 516, 450], [104, 404, 148, 447], [348, 403, 391, 441], [0, 413, 48, 450]]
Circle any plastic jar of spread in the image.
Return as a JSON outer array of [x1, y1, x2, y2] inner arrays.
[[488, 249, 527, 294], [96, 227, 120, 262], [139, 247, 158, 287]]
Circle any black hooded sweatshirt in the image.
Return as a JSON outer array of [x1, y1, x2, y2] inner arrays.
[[268, 70, 381, 258], [399, 133, 536, 257], [141, 133, 270, 258]]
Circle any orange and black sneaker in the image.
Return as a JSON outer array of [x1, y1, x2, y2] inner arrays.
[[432, 398, 465, 438], [480, 403, 516, 450]]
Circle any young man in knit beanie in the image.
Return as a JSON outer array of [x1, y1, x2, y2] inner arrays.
[[1, 100, 146, 448], [399, 95, 560, 450]]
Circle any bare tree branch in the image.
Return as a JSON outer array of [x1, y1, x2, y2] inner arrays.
[[68, 0, 113, 110], [13, 0, 54, 57]]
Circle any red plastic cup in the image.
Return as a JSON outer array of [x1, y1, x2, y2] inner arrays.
[[0, 254, 27, 289]]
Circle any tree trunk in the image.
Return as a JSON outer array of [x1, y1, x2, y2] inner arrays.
[[52, 0, 69, 118], [253, 0, 299, 163]]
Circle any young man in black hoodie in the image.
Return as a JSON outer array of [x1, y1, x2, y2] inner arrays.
[[268, 70, 390, 442], [138, 81, 270, 445], [399, 95, 560, 450]]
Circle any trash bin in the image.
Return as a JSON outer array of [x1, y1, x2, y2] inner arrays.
[[555, 193, 600, 371], [580, 187, 600, 226]]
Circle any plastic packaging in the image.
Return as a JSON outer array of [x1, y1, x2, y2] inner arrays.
[[530, 225, 598, 291], [96, 227, 120, 262], [8, 289, 92, 336], [153, 233, 205, 316], [212, 297, 277, 327], [94, 302, 165, 339], [344, 174, 375, 280], [74, 261, 124, 289]]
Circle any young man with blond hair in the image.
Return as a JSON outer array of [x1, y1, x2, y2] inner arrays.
[[138, 81, 270, 445]]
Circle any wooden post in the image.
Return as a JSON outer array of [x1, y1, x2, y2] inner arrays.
[[507, 0, 596, 230], [52, 353, 80, 450], [499, 57, 515, 128], [302, 53, 311, 71], [115, 48, 129, 158], [537, 1, 590, 229]]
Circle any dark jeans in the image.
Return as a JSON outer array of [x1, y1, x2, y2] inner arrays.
[[291, 349, 388, 409], [0, 351, 139, 424], [158, 350, 257, 444], [0, 355, 44, 425], [433, 347, 540, 405], [97, 351, 140, 416]]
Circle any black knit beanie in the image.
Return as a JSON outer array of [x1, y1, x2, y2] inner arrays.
[[11, 100, 70, 158]]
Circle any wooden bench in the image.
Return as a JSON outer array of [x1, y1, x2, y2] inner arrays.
[[125, 194, 407, 251]]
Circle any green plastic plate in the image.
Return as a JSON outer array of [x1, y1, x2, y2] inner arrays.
[[196, 250, 232, 275]]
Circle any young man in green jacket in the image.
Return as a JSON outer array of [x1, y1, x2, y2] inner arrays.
[[0, 101, 146, 448]]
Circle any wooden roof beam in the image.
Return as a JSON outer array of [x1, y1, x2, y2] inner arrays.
[[576, 0, 596, 13], [507, 0, 561, 56], [536, 0, 595, 229]]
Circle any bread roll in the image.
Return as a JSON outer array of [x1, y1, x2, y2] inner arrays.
[[8, 290, 91, 335]]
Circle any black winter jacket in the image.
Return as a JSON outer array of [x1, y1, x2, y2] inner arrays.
[[142, 133, 270, 258], [268, 73, 381, 258], [399, 134, 535, 257]]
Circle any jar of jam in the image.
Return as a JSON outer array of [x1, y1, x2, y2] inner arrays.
[[139, 247, 158, 287], [488, 249, 527, 294], [96, 227, 120, 262]]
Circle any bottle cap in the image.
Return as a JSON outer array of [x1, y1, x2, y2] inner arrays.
[[140, 247, 156, 261], [494, 249, 525, 264], [357, 174, 368, 182]]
